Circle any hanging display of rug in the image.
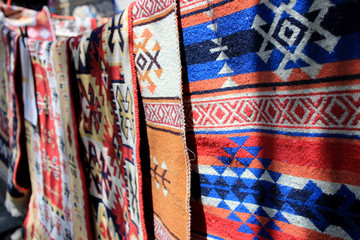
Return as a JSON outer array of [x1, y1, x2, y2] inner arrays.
[[51, 14, 108, 39], [0, 24, 11, 181], [180, 0, 360, 239], [69, 8, 145, 239], [19, 38, 92, 239], [0, 24, 30, 217], [0, 0, 359, 239], [113, 0, 134, 13], [52, 0, 115, 17], [0, 3, 55, 41], [130, 0, 191, 239]]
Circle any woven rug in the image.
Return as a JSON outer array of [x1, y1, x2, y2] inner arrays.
[[180, 0, 360, 239], [51, 14, 108, 39], [19, 38, 92, 239], [130, 0, 191, 239], [69, 8, 145, 239], [0, 25, 11, 181], [0, 25, 30, 217], [53, 0, 115, 17], [1, 4, 55, 41]]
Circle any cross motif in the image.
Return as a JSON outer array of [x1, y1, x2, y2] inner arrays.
[[253, 0, 340, 81]]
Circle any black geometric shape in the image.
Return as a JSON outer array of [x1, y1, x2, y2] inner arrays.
[[261, 197, 279, 210], [288, 203, 319, 221], [260, 180, 276, 192], [251, 183, 268, 205], [268, 185, 284, 198], [272, 17, 308, 47], [260, 24, 271, 34], [107, 11, 124, 53], [214, 177, 230, 187], [309, 31, 325, 42], [136, 53, 148, 71], [144, 50, 161, 70], [258, 158, 272, 169], [254, 207, 270, 218], [321, 0, 360, 36], [317, 209, 352, 230], [258, 228, 273, 239], [315, 194, 346, 210], [215, 188, 230, 199], [265, 42, 275, 51], [305, 10, 321, 23], [232, 181, 249, 202], [201, 187, 212, 197], [231, 178, 248, 189], [250, 180, 263, 190], [287, 188, 313, 202], [249, 168, 265, 178], [232, 190, 249, 202], [284, 26, 294, 39], [199, 173, 211, 185], [251, 181, 268, 193], [349, 199, 360, 215]]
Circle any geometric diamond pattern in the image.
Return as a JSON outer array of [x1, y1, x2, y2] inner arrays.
[[143, 102, 183, 128], [198, 136, 360, 239], [188, 93, 360, 135], [133, 0, 172, 20]]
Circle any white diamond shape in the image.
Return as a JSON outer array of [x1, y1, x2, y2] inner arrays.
[[264, 100, 280, 122], [325, 97, 349, 124], [240, 100, 256, 121], [290, 99, 310, 123]]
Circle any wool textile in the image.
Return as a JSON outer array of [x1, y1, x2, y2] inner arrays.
[[1, 4, 55, 41], [180, 0, 360, 239], [53, 0, 115, 17], [51, 15, 108, 39], [1, 0, 360, 239], [0, 25, 12, 181], [131, 0, 191, 239], [0, 24, 30, 217], [69, 8, 146, 239], [21, 38, 92, 239]]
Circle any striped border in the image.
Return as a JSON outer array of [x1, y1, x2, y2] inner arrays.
[[129, 2, 148, 238]]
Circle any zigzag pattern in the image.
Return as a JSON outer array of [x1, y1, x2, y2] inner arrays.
[[144, 102, 183, 128], [187, 91, 360, 133], [133, 0, 172, 20]]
